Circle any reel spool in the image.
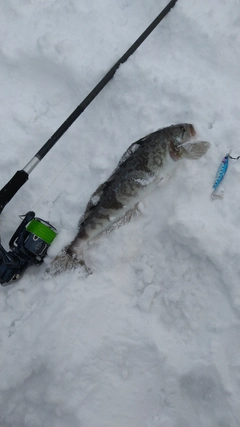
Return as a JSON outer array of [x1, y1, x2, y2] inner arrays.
[[0, 211, 57, 286]]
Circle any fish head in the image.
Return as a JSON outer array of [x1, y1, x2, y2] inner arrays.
[[168, 124, 210, 160]]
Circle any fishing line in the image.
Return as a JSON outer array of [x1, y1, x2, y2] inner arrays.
[[31, 160, 72, 210]]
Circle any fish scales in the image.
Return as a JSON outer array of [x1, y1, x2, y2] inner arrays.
[[76, 131, 168, 240]]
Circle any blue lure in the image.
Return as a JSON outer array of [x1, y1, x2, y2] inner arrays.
[[212, 154, 229, 192]]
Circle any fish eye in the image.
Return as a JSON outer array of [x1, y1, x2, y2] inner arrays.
[[180, 125, 187, 132]]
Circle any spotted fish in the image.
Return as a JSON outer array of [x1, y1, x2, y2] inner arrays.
[[47, 123, 210, 275]]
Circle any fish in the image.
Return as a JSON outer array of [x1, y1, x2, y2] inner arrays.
[[46, 123, 210, 276]]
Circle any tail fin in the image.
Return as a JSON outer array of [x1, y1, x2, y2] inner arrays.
[[44, 244, 89, 277]]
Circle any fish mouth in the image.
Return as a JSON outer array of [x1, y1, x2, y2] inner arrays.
[[190, 124, 196, 137]]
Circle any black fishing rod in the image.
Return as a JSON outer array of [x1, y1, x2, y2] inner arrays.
[[0, 0, 178, 215], [0, 0, 178, 285]]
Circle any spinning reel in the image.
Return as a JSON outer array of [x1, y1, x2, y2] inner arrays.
[[0, 211, 57, 286]]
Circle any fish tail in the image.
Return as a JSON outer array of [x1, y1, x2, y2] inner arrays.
[[44, 240, 90, 278]]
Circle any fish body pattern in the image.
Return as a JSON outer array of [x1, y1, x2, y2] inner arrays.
[[47, 124, 210, 275]]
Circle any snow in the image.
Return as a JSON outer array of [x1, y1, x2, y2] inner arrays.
[[0, 0, 240, 425]]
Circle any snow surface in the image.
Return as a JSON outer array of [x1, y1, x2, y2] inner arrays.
[[1, 0, 240, 426]]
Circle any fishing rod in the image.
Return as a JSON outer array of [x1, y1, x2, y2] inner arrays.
[[0, 0, 177, 214], [0, 0, 178, 285]]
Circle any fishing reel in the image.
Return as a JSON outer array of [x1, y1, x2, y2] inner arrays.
[[0, 211, 57, 286]]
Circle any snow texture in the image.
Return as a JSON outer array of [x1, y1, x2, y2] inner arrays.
[[1, 0, 240, 426]]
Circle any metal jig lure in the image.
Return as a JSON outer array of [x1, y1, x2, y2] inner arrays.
[[212, 154, 229, 195], [212, 153, 240, 199]]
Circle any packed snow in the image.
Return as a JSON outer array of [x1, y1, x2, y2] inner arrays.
[[1, 0, 240, 426]]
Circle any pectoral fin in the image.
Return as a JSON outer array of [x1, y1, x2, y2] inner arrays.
[[181, 140, 210, 159]]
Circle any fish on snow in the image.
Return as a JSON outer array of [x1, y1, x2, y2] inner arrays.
[[46, 123, 210, 276]]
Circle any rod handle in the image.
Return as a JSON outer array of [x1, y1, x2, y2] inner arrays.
[[0, 170, 29, 214]]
